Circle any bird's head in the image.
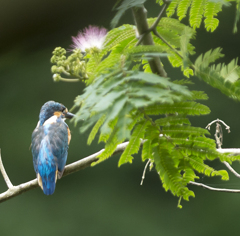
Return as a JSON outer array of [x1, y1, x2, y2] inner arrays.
[[39, 101, 74, 126]]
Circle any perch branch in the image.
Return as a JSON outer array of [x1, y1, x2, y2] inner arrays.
[[0, 141, 140, 203], [1, 144, 240, 203]]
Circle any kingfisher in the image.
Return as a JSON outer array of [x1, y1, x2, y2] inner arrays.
[[31, 101, 74, 195]]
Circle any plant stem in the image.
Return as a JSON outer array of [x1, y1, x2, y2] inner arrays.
[[132, 5, 167, 77]]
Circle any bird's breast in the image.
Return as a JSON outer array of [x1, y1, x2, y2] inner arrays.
[[67, 127, 71, 145]]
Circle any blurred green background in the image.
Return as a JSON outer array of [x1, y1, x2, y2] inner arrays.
[[1, 0, 240, 235]]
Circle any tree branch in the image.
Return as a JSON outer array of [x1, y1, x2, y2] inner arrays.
[[0, 141, 134, 203], [223, 161, 240, 178], [1, 144, 240, 203], [132, 5, 167, 77], [189, 181, 240, 193], [0, 149, 13, 189], [149, 2, 169, 31], [152, 30, 183, 59], [217, 148, 240, 154]]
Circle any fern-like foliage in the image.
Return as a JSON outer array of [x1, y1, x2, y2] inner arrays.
[[50, 1, 239, 206], [148, 17, 195, 77], [194, 48, 240, 100], [159, 0, 229, 32], [141, 113, 228, 207], [73, 59, 192, 165], [72, 49, 229, 205], [118, 120, 149, 166], [233, 0, 240, 33], [111, 0, 147, 28]]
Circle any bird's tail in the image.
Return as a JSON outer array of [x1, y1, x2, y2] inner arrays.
[[37, 140, 58, 195], [37, 169, 57, 195]]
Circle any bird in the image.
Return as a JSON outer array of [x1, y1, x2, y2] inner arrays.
[[31, 101, 74, 195]]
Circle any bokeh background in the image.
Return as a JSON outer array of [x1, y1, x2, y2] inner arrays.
[[1, 0, 240, 235]]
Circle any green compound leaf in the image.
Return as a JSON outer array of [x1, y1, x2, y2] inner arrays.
[[195, 49, 240, 101], [163, 0, 225, 31], [153, 144, 195, 201], [144, 101, 211, 116], [118, 120, 150, 166], [111, 0, 147, 28]]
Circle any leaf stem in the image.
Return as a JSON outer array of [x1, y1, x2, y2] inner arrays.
[[153, 30, 183, 59]]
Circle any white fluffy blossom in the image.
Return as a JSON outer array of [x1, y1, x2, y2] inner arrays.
[[71, 25, 107, 53]]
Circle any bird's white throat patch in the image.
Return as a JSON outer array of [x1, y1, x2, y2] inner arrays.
[[43, 115, 65, 126]]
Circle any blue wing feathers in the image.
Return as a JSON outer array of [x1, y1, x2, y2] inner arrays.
[[31, 118, 69, 195], [38, 138, 57, 195]]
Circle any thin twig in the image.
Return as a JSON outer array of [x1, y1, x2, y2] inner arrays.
[[149, 3, 169, 30], [153, 30, 183, 59], [206, 118, 231, 133], [223, 161, 240, 178], [140, 159, 151, 185], [135, 33, 148, 47], [189, 181, 240, 193], [0, 149, 13, 189]]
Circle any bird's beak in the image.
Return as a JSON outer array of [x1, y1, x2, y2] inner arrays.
[[64, 112, 75, 119]]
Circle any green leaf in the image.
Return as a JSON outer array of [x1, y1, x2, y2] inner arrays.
[[217, 58, 240, 83], [92, 91, 125, 113], [142, 126, 160, 161], [95, 126, 123, 165], [115, 103, 134, 141], [104, 24, 136, 50], [155, 116, 191, 126], [162, 125, 210, 138], [111, 0, 147, 28], [177, 0, 192, 20], [167, 0, 182, 17], [233, 0, 240, 33], [125, 72, 192, 97], [99, 96, 128, 139], [180, 27, 193, 68], [142, 139, 152, 162], [190, 91, 209, 100], [118, 120, 149, 166], [170, 136, 217, 149], [87, 114, 106, 145], [165, 0, 225, 31], [186, 155, 229, 180], [153, 144, 195, 201], [204, 1, 222, 32], [195, 47, 224, 68], [195, 56, 240, 101], [126, 45, 166, 55], [144, 101, 211, 116]]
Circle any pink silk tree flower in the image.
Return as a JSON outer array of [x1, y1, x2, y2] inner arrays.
[[71, 26, 107, 53]]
